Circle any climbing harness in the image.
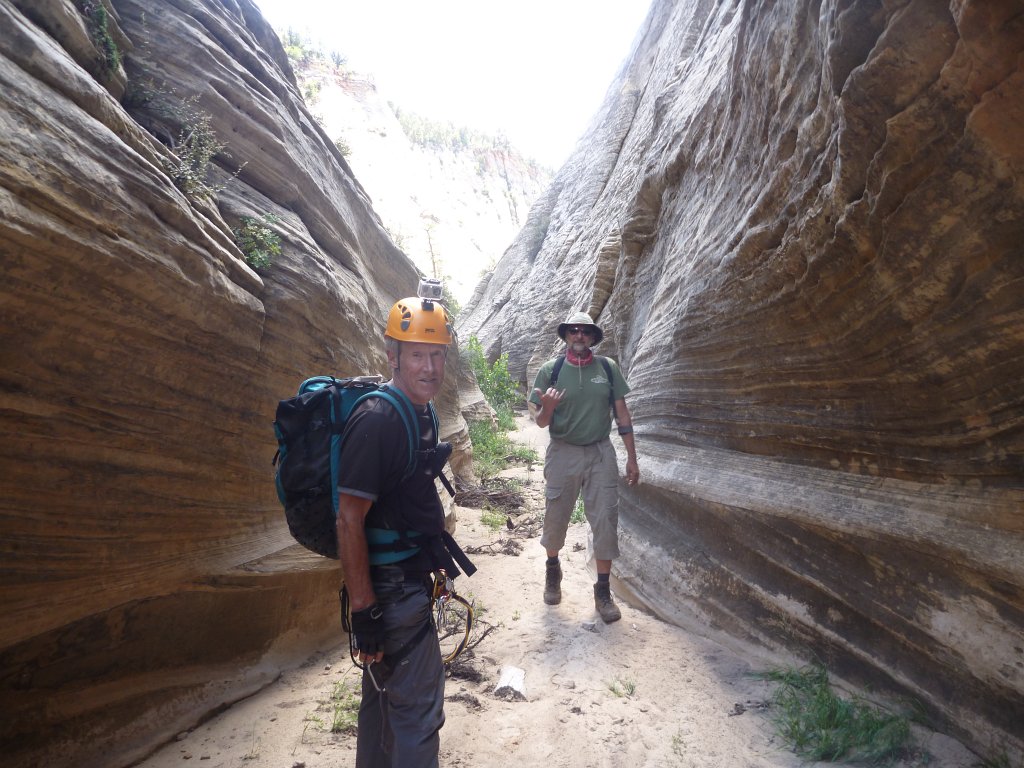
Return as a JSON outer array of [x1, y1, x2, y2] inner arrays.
[[339, 570, 476, 674]]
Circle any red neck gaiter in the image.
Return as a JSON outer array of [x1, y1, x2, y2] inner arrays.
[[565, 348, 594, 367]]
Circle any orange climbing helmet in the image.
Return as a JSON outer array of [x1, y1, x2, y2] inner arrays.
[[385, 287, 453, 345]]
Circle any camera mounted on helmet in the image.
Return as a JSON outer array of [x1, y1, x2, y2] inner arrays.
[[417, 277, 444, 303]]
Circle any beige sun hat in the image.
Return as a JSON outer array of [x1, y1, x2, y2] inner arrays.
[[557, 311, 603, 345]]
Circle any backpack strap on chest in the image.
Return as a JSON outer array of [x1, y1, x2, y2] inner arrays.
[[362, 383, 421, 479]]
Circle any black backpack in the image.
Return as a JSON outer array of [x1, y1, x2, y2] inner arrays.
[[272, 375, 452, 558]]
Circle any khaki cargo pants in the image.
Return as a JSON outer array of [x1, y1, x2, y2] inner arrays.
[[540, 436, 621, 560]]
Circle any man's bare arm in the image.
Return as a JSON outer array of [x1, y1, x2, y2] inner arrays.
[[336, 493, 375, 610], [614, 398, 640, 486]]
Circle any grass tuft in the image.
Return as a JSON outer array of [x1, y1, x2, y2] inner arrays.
[[756, 665, 913, 765], [479, 507, 505, 531], [607, 677, 637, 698], [329, 679, 360, 734]]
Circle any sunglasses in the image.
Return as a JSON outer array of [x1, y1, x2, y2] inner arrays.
[[566, 326, 593, 335]]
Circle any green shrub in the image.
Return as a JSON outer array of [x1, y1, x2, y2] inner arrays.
[[467, 419, 512, 480], [463, 336, 536, 479], [281, 28, 325, 68], [233, 214, 281, 270], [441, 282, 461, 319], [465, 335, 519, 415], [757, 665, 913, 765], [303, 80, 321, 103], [495, 407, 516, 432]]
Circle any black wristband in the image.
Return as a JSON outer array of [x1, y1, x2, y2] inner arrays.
[[617, 425, 633, 435]]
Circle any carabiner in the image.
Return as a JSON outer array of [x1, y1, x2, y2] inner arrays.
[[366, 660, 386, 693]]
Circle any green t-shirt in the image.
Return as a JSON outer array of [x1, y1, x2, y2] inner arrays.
[[530, 356, 631, 445]]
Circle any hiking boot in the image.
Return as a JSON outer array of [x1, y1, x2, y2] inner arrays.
[[593, 581, 621, 623], [544, 560, 562, 605]]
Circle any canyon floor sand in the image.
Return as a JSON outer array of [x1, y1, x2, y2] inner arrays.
[[136, 416, 977, 768]]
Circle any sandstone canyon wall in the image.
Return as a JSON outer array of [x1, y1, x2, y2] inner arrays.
[[0, 1, 479, 766], [460, 0, 1023, 756]]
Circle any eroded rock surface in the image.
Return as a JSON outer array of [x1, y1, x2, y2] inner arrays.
[[460, 0, 1024, 756], [0, 1, 481, 766]]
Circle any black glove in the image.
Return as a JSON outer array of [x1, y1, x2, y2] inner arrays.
[[349, 603, 386, 655]]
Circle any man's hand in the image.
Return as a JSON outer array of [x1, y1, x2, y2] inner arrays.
[[532, 387, 564, 428], [625, 457, 640, 486], [534, 386, 565, 409], [350, 603, 386, 664]]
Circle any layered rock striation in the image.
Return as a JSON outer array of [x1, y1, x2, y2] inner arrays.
[[460, 0, 1024, 756], [0, 1, 479, 766]]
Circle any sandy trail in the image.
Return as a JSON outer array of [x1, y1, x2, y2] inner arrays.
[[136, 416, 976, 768]]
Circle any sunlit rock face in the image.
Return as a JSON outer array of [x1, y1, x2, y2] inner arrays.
[[461, 0, 1024, 755], [0, 1, 477, 766]]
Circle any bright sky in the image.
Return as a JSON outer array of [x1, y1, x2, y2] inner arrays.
[[253, 0, 652, 168]]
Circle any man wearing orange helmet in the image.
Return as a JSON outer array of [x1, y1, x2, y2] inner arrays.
[[336, 283, 472, 768], [529, 311, 639, 624]]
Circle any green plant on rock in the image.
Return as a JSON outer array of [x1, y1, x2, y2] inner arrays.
[[78, 0, 121, 80], [166, 105, 225, 199], [233, 214, 282, 271]]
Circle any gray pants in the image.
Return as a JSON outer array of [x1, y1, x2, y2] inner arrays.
[[356, 567, 445, 768]]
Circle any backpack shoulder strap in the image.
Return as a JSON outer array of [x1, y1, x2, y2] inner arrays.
[[597, 356, 615, 409], [426, 401, 440, 445], [357, 385, 420, 478], [550, 355, 566, 386]]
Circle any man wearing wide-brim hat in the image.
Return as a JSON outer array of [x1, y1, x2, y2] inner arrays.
[[528, 310, 640, 623]]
